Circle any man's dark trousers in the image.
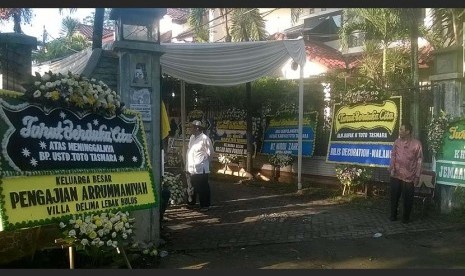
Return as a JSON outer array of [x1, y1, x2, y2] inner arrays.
[[189, 173, 210, 208], [390, 177, 414, 220]]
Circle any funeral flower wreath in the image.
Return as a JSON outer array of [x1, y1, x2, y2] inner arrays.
[[23, 71, 124, 117]]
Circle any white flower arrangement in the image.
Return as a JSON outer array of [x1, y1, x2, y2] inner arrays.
[[162, 171, 186, 205], [217, 107, 247, 121], [426, 110, 453, 157], [165, 149, 182, 168], [23, 71, 125, 116], [218, 153, 240, 165], [130, 241, 159, 257], [275, 102, 298, 117], [268, 153, 294, 168], [59, 210, 135, 253], [335, 164, 373, 195], [337, 79, 388, 105]]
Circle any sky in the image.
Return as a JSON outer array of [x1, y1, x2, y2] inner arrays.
[[0, 8, 95, 42]]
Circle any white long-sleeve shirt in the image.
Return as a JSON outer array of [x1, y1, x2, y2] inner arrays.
[[186, 133, 214, 174]]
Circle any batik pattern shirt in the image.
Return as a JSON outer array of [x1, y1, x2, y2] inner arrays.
[[389, 137, 423, 183]]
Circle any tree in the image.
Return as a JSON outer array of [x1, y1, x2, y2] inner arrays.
[[83, 9, 113, 30], [338, 8, 425, 136], [0, 8, 32, 33], [426, 8, 465, 48], [32, 35, 90, 63], [59, 8, 105, 50], [291, 8, 304, 25], [60, 16, 80, 38], [187, 8, 210, 42], [92, 8, 104, 49], [401, 8, 422, 137], [32, 15, 90, 63], [187, 8, 233, 42], [339, 9, 408, 85], [229, 8, 267, 42]]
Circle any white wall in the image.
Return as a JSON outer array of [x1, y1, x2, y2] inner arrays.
[[261, 8, 293, 35], [161, 14, 194, 43], [280, 58, 328, 80]]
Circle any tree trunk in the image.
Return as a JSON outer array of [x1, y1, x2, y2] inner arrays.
[[382, 42, 387, 83], [13, 12, 21, 33], [92, 8, 104, 50], [273, 166, 280, 181], [410, 9, 420, 137], [220, 8, 231, 42], [246, 82, 253, 174], [452, 10, 459, 45]]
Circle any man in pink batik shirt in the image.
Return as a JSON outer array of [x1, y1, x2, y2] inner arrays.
[[389, 122, 423, 223]]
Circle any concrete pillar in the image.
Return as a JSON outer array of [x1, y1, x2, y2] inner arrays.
[[0, 33, 37, 91], [430, 46, 465, 213], [112, 41, 164, 244]]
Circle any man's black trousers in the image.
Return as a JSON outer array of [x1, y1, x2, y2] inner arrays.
[[188, 173, 211, 208], [390, 177, 414, 220]]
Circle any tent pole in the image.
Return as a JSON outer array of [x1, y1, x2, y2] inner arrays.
[[181, 80, 186, 166], [297, 64, 304, 192]]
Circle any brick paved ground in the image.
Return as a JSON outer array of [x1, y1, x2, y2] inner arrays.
[[162, 178, 465, 251]]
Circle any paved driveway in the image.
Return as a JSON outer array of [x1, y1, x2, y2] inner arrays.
[[162, 178, 465, 251]]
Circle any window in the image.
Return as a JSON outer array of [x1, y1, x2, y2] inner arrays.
[[309, 8, 315, 14], [348, 32, 365, 48]]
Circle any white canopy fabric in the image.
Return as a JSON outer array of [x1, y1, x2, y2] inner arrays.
[[160, 38, 306, 86], [161, 38, 307, 190]]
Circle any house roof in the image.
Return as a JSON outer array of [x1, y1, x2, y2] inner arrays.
[[285, 10, 341, 40], [75, 24, 114, 41], [272, 31, 435, 71], [166, 8, 189, 25], [418, 43, 434, 69], [345, 44, 435, 70], [270, 32, 350, 70], [175, 28, 194, 40], [304, 40, 348, 69], [160, 30, 172, 43]]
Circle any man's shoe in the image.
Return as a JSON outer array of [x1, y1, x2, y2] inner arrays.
[[402, 218, 410, 224], [200, 207, 210, 212], [389, 216, 397, 221]]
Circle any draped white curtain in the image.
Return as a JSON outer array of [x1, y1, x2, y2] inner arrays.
[[161, 38, 307, 190], [160, 38, 306, 86]]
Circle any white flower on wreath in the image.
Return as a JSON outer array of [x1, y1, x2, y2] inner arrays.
[[268, 153, 294, 167], [24, 70, 125, 116], [59, 210, 135, 254]]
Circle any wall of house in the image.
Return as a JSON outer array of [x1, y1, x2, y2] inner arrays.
[[161, 14, 191, 43], [261, 8, 293, 35], [279, 58, 328, 80]]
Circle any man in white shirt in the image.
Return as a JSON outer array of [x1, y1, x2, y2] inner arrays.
[[186, 120, 214, 211]]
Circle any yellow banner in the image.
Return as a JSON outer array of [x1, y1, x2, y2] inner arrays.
[[334, 100, 398, 134], [1, 170, 156, 227]]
